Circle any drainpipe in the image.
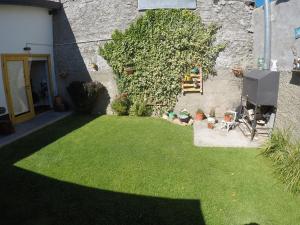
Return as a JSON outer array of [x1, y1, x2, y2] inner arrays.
[[264, 0, 271, 70]]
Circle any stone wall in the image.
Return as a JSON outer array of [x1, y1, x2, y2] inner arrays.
[[53, 0, 254, 115], [175, 0, 254, 116], [53, 0, 141, 114], [253, 0, 300, 139]]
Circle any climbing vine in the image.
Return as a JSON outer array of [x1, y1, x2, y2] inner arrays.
[[99, 9, 225, 113]]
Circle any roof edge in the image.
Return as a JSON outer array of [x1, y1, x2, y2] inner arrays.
[[0, 0, 62, 10]]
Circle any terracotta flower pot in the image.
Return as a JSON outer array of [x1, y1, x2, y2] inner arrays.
[[208, 123, 214, 129], [195, 113, 205, 121], [54, 96, 63, 105], [224, 114, 232, 122]]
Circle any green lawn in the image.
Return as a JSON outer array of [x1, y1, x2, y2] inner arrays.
[[0, 115, 299, 225]]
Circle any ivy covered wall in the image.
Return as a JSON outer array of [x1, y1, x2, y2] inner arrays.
[[99, 9, 226, 113], [53, 0, 254, 115]]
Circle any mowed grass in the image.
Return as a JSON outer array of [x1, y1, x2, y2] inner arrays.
[[1, 115, 299, 225]]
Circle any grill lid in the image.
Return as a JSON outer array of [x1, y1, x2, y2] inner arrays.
[[244, 69, 271, 80]]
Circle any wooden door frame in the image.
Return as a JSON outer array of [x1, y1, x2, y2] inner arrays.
[[1, 54, 35, 123], [1, 54, 54, 124]]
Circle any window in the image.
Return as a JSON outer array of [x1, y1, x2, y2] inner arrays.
[[138, 0, 197, 10]]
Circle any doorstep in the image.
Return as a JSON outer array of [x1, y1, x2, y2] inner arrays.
[[0, 111, 72, 148]]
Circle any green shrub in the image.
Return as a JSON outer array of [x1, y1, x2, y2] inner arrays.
[[99, 9, 225, 113], [67, 81, 104, 114], [129, 97, 152, 117], [111, 93, 131, 115], [262, 129, 300, 193]]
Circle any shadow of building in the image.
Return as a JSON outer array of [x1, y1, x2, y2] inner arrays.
[[52, 7, 112, 114], [0, 115, 206, 225]]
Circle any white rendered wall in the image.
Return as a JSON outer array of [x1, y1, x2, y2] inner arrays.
[[0, 5, 56, 116]]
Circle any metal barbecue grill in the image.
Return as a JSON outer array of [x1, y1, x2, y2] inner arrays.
[[242, 70, 280, 106], [240, 70, 280, 140]]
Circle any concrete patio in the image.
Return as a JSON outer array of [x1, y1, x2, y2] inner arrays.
[[0, 111, 72, 148], [194, 120, 267, 148]]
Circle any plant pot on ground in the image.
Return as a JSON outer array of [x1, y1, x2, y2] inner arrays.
[[207, 117, 216, 129], [207, 122, 214, 129], [195, 109, 205, 121], [209, 108, 216, 118], [224, 112, 233, 122], [54, 96, 63, 105], [207, 108, 216, 129], [179, 109, 190, 123], [53, 95, 68, 112]]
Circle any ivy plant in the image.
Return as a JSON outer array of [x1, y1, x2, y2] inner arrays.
[[99, 9, 225, 113]]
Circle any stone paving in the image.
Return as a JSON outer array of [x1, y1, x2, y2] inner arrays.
[[194, 120, 267, 148], [0, 111, 72, 148]]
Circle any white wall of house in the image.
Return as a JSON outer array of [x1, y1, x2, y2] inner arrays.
[[0, 5, 56, 116]]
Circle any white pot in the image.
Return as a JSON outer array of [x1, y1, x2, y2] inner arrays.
[[207, 117, 216, 124]]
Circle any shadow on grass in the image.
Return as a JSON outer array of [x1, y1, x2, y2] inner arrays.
[[0, 115, 206, 225], [0, 114, 96, 166]]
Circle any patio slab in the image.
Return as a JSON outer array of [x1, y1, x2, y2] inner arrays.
[[194, 120, 266, 148], [0, 111, 72, 148]]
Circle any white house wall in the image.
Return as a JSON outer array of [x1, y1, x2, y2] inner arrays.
[[0, 5, 56, 116]]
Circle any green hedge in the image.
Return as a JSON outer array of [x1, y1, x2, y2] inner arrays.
[[99, 9, 225, 113]]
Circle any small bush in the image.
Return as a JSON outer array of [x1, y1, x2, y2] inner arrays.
[[111, 93, 130, 116], [262, 129, 300, 193], [129, 97, 152, 117], [67, 81, 104, 114]]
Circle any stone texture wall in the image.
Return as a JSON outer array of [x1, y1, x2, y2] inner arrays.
[[53, 0, 141, 114], [276, 72, 300, 139], [175, 0, 254, 116], [253, 0, 300, 139], [53, 0, 254, 115]]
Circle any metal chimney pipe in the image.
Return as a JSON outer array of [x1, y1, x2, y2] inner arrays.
[[264, 0, 271, 70]]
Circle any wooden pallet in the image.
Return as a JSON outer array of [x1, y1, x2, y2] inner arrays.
[[182, 73, 203, 94]]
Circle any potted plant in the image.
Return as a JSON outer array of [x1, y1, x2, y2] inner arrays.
[[224, 112, 233, 122], [209, 108, 215, 118], [179, 109, 190, 123], [207, 108, 216, 129], [195, 108, 205, 121], [207, 121, 214, 129]]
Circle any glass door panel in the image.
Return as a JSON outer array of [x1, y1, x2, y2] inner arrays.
[[7, 61, 30, 116], [2, 55, 35, 123]]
